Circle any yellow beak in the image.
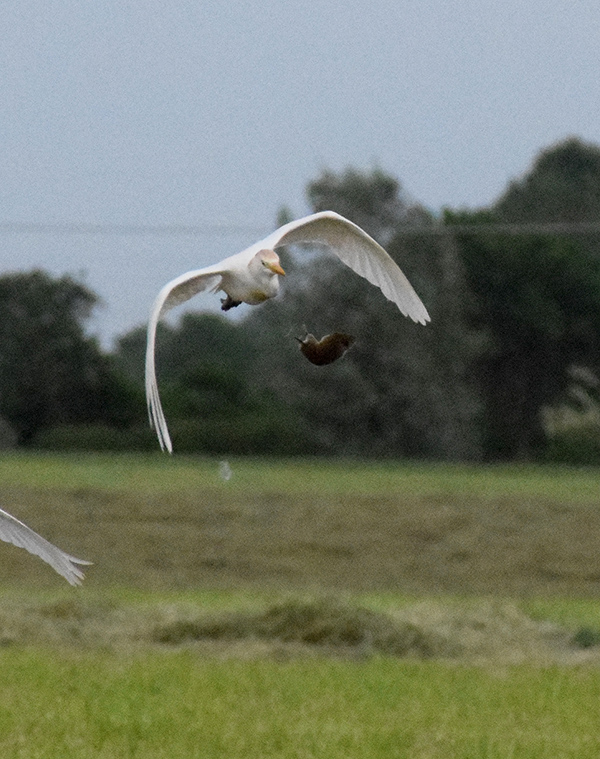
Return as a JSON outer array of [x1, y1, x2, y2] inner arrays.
[[267, 261, 286, 276]]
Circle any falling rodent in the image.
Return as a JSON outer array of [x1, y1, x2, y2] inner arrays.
[[296, 331, 355, 366]]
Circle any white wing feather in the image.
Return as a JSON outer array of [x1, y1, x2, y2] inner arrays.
[[145, 266, 224, 453], [260, 211, 430, 324], [0, 507, 91, 585]]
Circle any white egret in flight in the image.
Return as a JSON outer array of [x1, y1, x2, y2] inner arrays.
[[146, 210, 430, 452], [0, 506, 90, 584]]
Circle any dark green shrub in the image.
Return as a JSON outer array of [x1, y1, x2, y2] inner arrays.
[[30, 424, 158, 452], [545, 423, 600, 465], [572, 627, 600, 649]]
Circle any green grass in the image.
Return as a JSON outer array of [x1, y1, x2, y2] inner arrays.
[[524, 596, 600, 628], [2, 452, 600, 756], [1, 650, 600, 758], [3, 450, 600, 501]]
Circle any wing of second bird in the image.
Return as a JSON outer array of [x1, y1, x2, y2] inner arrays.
[[0, 507, 91, 585]]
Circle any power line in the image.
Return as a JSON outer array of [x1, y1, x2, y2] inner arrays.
[[0, 222, 268, 236], [0, 220, 600, 237], [397, 221, 600, 237]]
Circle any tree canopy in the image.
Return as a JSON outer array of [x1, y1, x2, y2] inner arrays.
[[6, 138, 600, 462], [448, 137, 600, 458], [0, 270, 135, 444], [242, 168, 481, 459]]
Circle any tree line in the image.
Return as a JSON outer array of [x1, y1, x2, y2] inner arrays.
[[4, 137, 600, 463]]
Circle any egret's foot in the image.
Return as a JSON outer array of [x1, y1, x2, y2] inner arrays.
[[221, 296, 242, 311]]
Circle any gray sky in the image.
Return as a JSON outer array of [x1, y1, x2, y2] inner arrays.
[[2, 1, 599, 346]]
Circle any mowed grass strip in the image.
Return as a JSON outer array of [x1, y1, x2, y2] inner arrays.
[[1, 650, 600, 758], [2, 453, 600, 595]]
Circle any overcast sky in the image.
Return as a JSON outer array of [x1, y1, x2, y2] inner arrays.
[[2, 1, 599, 346]]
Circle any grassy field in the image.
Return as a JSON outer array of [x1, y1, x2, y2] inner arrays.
[[2, 452, 600, 595], [3, 650, 600, 758], [0, 452, 600, 756]]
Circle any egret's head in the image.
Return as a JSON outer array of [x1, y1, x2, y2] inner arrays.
[[253, 249, 285, 277]]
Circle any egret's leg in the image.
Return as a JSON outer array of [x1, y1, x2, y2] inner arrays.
[[220, 296, 242, 311]]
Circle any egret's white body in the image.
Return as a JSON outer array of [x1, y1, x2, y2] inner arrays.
[[0, 507, 90, 585], [146, 210, 430, 452]]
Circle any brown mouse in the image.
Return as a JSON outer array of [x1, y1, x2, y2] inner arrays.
[[296, 331, 355, 366]]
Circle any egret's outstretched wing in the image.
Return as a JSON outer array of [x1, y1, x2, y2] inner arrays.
[[259, 211, 430, 324], [145, 267, 223, 453], [145, 211, 430, 454], [0, 507, 91, 585]]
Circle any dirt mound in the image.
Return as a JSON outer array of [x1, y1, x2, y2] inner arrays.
[[152, 597, 584, 663]]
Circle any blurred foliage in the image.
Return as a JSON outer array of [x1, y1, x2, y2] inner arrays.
[[497, 137, 600, 222], [0, 270, 138, 444], [242, 167, 482, 459], [449, 138, 600, 459], [11, 139, 600, 461], [113, 312, 315, 455], [307, 166, 424, 244], [545, 424, 600, 466], [32, 424, 158, 452], [543, 367, 600, 465]]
